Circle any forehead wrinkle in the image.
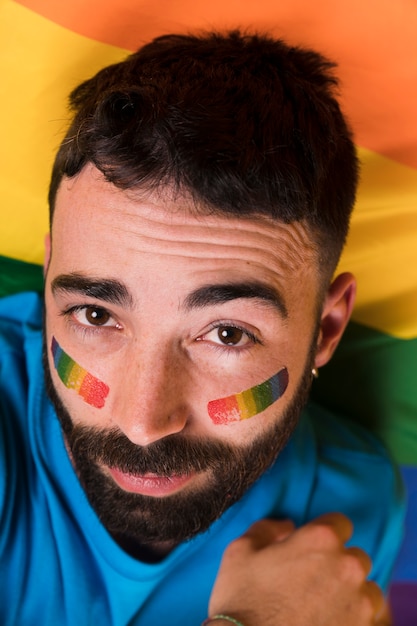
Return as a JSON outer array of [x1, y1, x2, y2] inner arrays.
[[109, 219, 316, 275], [108, 201, 316, 254], [59, 168, 319, 271]]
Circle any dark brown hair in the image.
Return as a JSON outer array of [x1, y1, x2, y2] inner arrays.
[[49, 30, 359, 275]]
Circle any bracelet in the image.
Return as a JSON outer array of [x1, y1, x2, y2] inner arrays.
[[202, 615, 245, 626]]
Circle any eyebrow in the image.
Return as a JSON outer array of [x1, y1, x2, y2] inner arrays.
[[51, 274, 288, 318], [51, 273, 134, 308], [183, 282, 288, 318]]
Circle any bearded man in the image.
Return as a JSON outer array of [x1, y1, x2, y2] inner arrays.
[[0, 30, 403, 626]]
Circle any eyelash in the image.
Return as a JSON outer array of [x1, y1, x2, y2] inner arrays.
[[199, 322, 261, 351], [60, 304, 121, 335], [60, 306, 262, 351]]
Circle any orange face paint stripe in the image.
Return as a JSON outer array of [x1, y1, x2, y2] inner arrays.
[[208, 367, 289, 425], [51, 336, 109, 409]]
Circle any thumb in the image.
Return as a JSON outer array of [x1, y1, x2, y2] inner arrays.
[[243, 518, 295, 549]]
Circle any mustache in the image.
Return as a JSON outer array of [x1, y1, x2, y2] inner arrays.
[[67, 424, 240, 476]]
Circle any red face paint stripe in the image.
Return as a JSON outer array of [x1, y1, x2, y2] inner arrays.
[[208, 367, 288, 424], [208, 395, 240, 425], [78, 372, 109, 409], [51, 337, 109, 408]]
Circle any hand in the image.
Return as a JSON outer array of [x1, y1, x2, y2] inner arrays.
[[208, 513, 390, 626]]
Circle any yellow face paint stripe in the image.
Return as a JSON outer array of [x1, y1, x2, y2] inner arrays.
[[208, 368, 289, 425]]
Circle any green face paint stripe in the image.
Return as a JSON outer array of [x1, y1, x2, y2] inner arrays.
[[252, 378, 274, 411], [51, 336, 110, 409], [208, 367, 289, 425], [56, 350, 73, 383]]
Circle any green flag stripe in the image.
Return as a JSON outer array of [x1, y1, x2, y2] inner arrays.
[[0, 254, 43, 297], [312, 321, 417, 465]]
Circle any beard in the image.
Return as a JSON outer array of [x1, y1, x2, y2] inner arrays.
[[43, 338, 315, 552]]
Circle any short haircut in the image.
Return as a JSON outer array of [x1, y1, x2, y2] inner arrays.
[[49, 30, 359, 277]]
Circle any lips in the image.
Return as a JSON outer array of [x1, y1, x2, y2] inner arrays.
[[107, 467, 195, 497]]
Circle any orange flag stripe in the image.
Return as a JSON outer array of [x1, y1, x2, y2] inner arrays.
[[15, 0, 417, 171]]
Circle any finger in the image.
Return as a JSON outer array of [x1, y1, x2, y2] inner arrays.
[[345, 546, 373, 578], [242, 518, 295, 549], [301, 512, 354, 547], [364, 581, 387, 619], [375, 598, 392, 626]]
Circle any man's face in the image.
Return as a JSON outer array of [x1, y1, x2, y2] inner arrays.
[[44, 164, 326, 552]]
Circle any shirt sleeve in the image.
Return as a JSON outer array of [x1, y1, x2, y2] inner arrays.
[[0, 292, 43, 535], [306, 402, 405, 592]]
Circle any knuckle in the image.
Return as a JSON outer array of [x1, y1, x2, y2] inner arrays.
[[319, 511, 350, 525], [346, 547, 372, 576], [299, 513, 354, 549], [223, 534, 251, 559], [366, 580, 386, 613], [340, 550, 370, 582], [304, 521, 340, 548], [359, 592, 377, 620]]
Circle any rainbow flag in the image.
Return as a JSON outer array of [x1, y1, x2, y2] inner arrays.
[[1, 1, 416, 620]]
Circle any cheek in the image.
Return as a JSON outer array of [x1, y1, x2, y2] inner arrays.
[[207, 367, 289, 425], [51, 336, 110, 409]]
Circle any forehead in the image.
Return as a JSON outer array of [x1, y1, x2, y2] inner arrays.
[[50, 165, 319, 298]]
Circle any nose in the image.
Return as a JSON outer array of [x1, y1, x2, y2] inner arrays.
[[110, 345, 190, 446]]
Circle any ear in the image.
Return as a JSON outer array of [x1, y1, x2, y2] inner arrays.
[[43, 233, 51, 277], [314, 272, 356, 369]]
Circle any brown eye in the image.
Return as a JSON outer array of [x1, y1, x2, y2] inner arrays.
[[217, 326, 244, 345], [84, 306, 111, 326]]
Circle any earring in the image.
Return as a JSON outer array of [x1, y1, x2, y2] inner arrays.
[[312, 367, 319, 379]]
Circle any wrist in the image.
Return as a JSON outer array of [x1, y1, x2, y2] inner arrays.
[[202, 615, 245, 626]]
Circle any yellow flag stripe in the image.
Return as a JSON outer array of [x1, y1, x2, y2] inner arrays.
[[339, 148, 417, 339], [0, 1, 127, 263], [16, 0, 417, 170]]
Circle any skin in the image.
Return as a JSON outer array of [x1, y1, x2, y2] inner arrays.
[[44, 164, 354, 456], [42, 163, 388, 623], [209, 513, 391, 626]]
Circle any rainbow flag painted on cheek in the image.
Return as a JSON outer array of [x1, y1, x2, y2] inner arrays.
[[51, 336, 109, 409], [208, 368, 289, 424]]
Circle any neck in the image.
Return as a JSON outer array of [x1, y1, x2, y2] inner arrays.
[[113, 532, 178, 563]]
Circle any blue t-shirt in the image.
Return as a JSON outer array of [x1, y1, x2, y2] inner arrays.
[[0, 292, 404, 625]]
